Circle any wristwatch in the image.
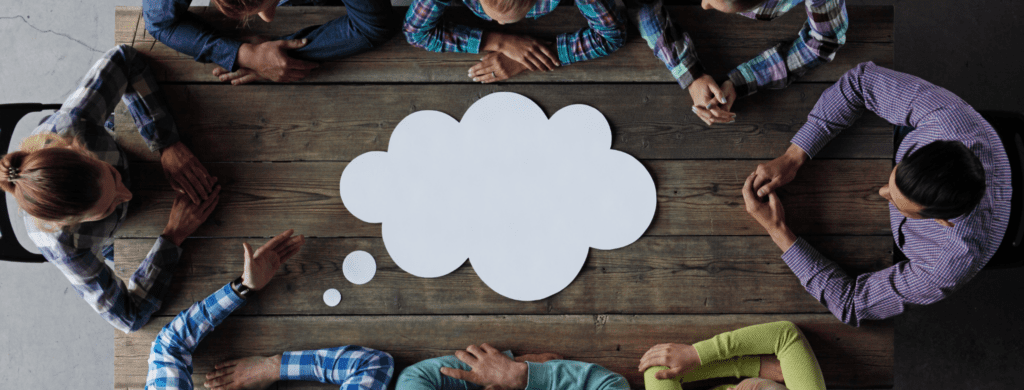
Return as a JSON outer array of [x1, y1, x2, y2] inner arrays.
[[230, 276, 251, 298]]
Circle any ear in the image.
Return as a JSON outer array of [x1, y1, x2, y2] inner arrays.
[[935, 219, 955, 227]]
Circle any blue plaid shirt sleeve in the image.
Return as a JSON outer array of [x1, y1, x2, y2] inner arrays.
[[628, 0, 704, 89], [727, 0, 848, 97], [404, 0, 485, 54], [556, 0, 626, 65], [143, 0, 244, 71], [39, 44, 181, 151], [146, 283, 246, 390], [280, 346, 395, 389]]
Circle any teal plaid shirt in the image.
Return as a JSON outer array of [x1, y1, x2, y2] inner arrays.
[[25, 44, 183, 333], [404, 0, 626, 65]]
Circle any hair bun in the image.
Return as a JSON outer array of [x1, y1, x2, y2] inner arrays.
[[0, 151, 30, 192]]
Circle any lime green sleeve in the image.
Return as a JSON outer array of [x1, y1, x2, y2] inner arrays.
[[644, 355, 759, 390], [693, 321, 826, 390]]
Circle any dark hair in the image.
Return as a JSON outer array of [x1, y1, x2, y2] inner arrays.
[[895, 140, 986, 220], [727, 0, 766, 11], [0, 133, 104, 225], [211, 0, 266, 20]]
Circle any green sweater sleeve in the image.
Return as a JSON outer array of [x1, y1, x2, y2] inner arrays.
[[644, 321, 826, 390]]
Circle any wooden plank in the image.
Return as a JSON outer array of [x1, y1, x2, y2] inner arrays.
[[115, 159, 890, 238], [115, 235, 891, 316], [114, 84, 893, 163], [114, 314, 893, 389], [114, 7, 141, 47], [115, 6, 892, 83]]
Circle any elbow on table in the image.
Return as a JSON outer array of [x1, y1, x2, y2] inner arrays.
[[403, 29, 439, 52]]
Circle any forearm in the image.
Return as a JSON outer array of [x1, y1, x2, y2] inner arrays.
[[118, 47, 182, 151], [628, 0, 703, 89], [691, 321, 824, 390], [404, 0, 483, 53], [143, 0, 243, 70], [524, 361, 630, 390], [557, 0, 625, 64], [279, 346, 394, 388]]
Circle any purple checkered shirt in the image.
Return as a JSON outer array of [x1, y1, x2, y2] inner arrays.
[[784, 62, 1012, 326]]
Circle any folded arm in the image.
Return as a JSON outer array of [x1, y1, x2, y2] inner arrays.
[[143, 0, 244, 71], [728, 0, 848, 97], [627, 0, 703, 89], [556, 0, 626, 65], [279, 346, 395, 389], [403, 0, 485, 53]]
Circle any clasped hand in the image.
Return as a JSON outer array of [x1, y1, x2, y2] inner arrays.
[[214, 38, 319, 85], [470, 33, 559, 83], [688, 74, 737, 126]]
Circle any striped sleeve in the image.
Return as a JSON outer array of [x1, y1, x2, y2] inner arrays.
[[146, 283, 246, 389], [280, 346, 395, 389]]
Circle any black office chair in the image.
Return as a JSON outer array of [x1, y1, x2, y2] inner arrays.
[[980, 110, 1024, 269], [0, 103, 61, 263]]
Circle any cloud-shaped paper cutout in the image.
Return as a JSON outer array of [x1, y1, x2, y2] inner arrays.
[[340, 92, 656, 301]]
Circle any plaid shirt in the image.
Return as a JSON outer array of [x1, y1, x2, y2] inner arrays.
[[403, 0, 626, 65], [784, 63, 1012, 326], [146, 283, 395, 389], [25, 44, 183, 333], [629, 0, 847, 93]]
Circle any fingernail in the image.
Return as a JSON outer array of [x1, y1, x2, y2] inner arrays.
[[721, 97, 728, 104], [727, 119, 735, 123], [691, 107, 698, 113], [302, 39, 308, 44], [472, 78, 479, 82]]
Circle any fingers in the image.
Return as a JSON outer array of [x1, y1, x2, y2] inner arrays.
[[768, 191, 781, 210], [691, 106, 715, 126], [205, 365, 235, 380], [277, 235, 305, 263], [199, 186, 221, 218], [757, 179, 778, 198], [536, 44, 560, 68], [284, 57, 319, 71], [278, 38, 310, 50], [480, 343, 499, 354], [708, 82, 727, 105], [231, 72, 263, 85], [243, 242, 254, 262], [516, 55, 540, 72], [440, 367, 473, 382], [655, 367, 683, 380], [742, 172, 757, 206], [453, 350, 477, 365], [212, 66, 229, 77], [263, 229, 296, 252], [466, 344, 484, 359], [190, 163, 213, 196], [707, 106, 736, 123], [203, 374, 233, 389], [181, 168, 205, 204]]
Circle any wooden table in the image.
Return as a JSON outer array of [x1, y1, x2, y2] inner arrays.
[[112, 5, 895, 389]]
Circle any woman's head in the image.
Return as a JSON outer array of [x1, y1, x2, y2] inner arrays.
[[0, 133, 132, 226], [480, 0, 538, 24], [701, 0, 764, 13], [212, 0, 277, 22]]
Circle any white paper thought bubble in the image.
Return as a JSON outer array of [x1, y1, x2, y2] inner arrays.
[[340, 92, 656, 301]]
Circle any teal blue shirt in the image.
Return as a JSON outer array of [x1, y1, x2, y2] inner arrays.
[[397, 352, 629, 390]]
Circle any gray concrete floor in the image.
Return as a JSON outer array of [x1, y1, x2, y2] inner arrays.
[[1, 0, 1022, 388]]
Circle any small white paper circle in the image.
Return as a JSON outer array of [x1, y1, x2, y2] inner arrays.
[[343, 251, 376, 285], [323, 288, 342, 307]]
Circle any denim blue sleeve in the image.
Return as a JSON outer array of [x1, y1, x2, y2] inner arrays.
[[143, 0, 244, 71]]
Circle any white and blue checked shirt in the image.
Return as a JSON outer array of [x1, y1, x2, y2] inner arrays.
[[24, 44, 183, 333], [784, 62, 1012, 326], [146, 283, 395, 389]]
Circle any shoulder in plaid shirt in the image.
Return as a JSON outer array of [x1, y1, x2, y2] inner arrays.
[[24, 44, 183, 333], [403, 0, 626, 65], [628, 0, 847, 94], [146, 283, 395, 390]]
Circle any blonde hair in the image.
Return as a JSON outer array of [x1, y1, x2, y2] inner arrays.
[[484, 0, 538, 14], [0, 133, 105, 228]]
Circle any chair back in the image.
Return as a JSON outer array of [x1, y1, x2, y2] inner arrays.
[[980, 110, 1024, 269], [0, 103, 61, 263]]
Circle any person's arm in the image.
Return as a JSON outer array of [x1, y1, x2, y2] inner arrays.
[[403, 0, 485, 53], [38, 44, 181, 150], [428, 345, 629, 390], [396, 355, 474, 390], [727, 0, 848, 97], [277, 346, 394, 389], [522, 360, 630, 390], [146, 283, 247, 389], [556, 0, 626, 65], [626, 0, 703, 89], [692, 321, 824, 390], [39, 230, 182, 333], [143, 0, 244, 71]]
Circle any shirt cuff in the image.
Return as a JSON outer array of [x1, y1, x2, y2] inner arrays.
[[212, 282, 248, 315], [466, 27, 484, 54], [147, 235, 184, 268], [779, 237, 821, 285], [524, 361, 554, 390], [674, 62, 705, 91], [279, 351, 321, 382], [556, 34, 572, 66], [727, 68, 757, 98], [224, 39, 245, 72]]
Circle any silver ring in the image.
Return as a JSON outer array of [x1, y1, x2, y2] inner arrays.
[[491, 71, 496, 78]]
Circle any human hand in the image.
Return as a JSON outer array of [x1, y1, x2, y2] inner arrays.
[[236, 39, 319, 82], [440, 344, 529, 389], [489, 32, 560, 71], [742, 172, 796, 251], [469, 52, 529, 83], [637, 343, 700, 380], [212, 66, 266, 85], [160, 142, 217, 204], [514, 352, 562, 363], [688, 74, 735, 126], [203, 354, 281, 390], [241, 229, 305, 290], [753, 143, 809, 197], [162, 186, 221, 246]]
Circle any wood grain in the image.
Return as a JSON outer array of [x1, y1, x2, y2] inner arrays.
[[115, 159, 890, 238], [114, 314, 893, 389], [113, 83, 893, 163], [114, 6, 892, 83], [115, 235, 891, 316]]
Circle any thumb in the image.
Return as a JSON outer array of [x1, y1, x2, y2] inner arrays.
[[278, 38, 309, 50], [768, 191, 782, 209], [757, 179, 777, 198], [655, 367, 683, 380], [708, 81, 727, 104], [242, 242, 254, 262]]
